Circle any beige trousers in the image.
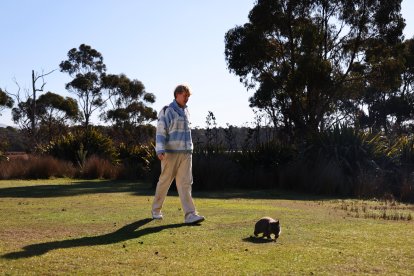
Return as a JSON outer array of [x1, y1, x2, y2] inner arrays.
[[152, 153, 196, 216]]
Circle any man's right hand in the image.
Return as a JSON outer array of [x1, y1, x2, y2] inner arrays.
[[158, 153, 165, 160]]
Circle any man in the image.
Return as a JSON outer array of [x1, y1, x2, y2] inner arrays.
[[152, 84, 205, 224]]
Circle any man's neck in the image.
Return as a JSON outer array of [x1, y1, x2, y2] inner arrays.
[[175, 99, 185, 108]]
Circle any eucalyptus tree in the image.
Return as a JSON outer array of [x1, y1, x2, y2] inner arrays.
[[225, 0, 405, 138], [101, 73, 157, 143], [361, 37, 414, 135], [59, 44, 107, 130], [101, 73, 157, 127], [36, 92, 81, 142], [0, 88, 14, 116], [12, 92, 81, 143], [5, 69, 55, 147]]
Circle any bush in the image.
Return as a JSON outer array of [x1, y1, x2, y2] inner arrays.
[[193, 152, 239, 190], [39, 128, 119, 165], [118, 143, 156, 180], [78, 155, 121, 179], [292, 125, 398, 197], [234, 141, 296, 189], [0, 155, 75, 179], [191, 140, 296, 190]]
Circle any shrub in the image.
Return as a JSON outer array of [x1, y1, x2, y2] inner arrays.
[[293, 125, 401, 197], [233, 141, 297, 189], [395, 136, 414, 165], [118, 143, 156, 180], [193, 152, 239, 190], [40, 128, 119, 165], [78, 155, 121, 179], [0, 155, 75, 179], [191, 140, 296, 190]]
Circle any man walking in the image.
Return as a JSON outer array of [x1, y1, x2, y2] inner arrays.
[[152, 84, 205, 224]]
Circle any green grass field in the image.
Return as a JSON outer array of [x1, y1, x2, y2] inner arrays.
[[0, 179, 413, 275]]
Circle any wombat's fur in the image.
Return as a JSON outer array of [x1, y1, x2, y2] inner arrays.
[[254, 217, 281, 240]]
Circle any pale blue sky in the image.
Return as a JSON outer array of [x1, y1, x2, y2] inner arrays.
[[1, 1, 413, 128]]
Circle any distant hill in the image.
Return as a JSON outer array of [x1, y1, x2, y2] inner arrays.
[[0, 123, 8, 128]]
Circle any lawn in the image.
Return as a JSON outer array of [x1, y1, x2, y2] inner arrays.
[[0, 179, 413, 275]]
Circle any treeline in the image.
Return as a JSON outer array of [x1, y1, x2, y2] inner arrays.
[[1, 114, 414, 202]]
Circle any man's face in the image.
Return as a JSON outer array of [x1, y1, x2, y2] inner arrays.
[[176, 91, 190, 107]]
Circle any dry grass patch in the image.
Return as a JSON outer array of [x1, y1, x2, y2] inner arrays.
[[321, 198, 414, 221]]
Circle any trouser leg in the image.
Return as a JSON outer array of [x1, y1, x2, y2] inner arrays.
[[152, 153, 176, 214], [175, 153, 196, 216]]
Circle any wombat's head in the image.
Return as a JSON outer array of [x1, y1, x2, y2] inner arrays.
[[269, 220, 280, 235]]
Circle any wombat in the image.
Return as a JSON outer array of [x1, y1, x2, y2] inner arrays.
[[254, 217, 281, 240]]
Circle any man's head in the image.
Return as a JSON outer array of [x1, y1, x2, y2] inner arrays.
[[174, 84, 191, 107]]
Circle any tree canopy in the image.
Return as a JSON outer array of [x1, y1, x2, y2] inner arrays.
[[0, 88, 14, 115], [60, 44, 107, 130], [60, 44, 157, 134], [102, 73, 157, 127], [225, 0, 406, 138], [12, 91, 81, 142]]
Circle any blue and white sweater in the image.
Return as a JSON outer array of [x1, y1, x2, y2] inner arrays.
[[155, 100, 193, 155]]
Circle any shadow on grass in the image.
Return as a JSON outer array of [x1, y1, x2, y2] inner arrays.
[[2, 218, 199, 259], [0, 179, 336, 201], [242, 236, 277, 244], [194, 188, 336, 201], [0, 180, 154, 198]]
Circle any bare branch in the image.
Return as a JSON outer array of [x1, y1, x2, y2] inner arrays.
[[34, 69, 57, 92]]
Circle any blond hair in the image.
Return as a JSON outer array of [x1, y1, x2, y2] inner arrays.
[[174, 84, 192, 98]]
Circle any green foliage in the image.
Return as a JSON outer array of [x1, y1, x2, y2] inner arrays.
[[0, 88, 14, 114], [305, 126, 387, 172], [101, 74, 157, 127], [118, 142, 156, 179], [192, 139, 296, 190], [60, 44, 107, 129], [293, 125, 397, 196], [0, 133, 9, 157], [11, 91, 81, 144], [0, 127, 28, 152], [37, 92, 81, 119], [393, 135, 414, 165], [0, 152, 6, 162], [225, 0, 406, 138], [233, 141, 297, 189], [76, 143, 88, 169], [41, 128, 119, 165]]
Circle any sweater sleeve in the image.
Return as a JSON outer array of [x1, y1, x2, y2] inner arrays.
[[155, 108, 169, 155]]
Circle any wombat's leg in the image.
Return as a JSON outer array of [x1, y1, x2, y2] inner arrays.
[[254, 231, 259, 237]]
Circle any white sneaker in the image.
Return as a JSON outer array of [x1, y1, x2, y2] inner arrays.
[[185, 213, 205, 224], [152, 212, 163, 220]]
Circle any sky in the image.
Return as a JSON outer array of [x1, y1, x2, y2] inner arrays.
[[1, 0, 414, 129]]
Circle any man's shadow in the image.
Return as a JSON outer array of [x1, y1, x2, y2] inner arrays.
[[2, 218, 195, 259]]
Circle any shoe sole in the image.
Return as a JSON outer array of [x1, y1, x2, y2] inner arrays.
[[185, 217, 205, 224], [152, 214, 163, 220]]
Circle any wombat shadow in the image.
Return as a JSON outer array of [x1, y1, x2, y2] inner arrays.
[[242, 236, 277, 244]]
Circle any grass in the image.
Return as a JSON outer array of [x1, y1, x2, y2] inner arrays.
[[0, 179, 413, 275]]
